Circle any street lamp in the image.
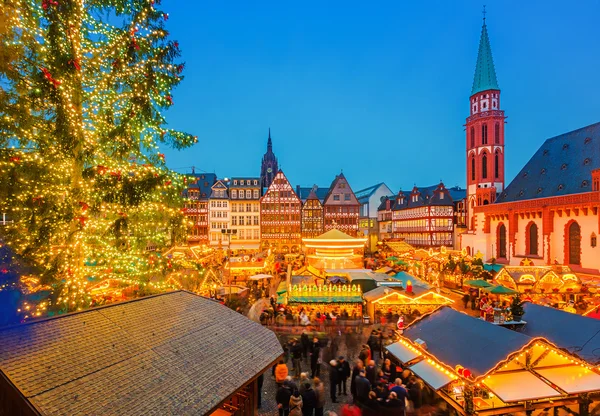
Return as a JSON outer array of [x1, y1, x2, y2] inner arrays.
[[221, 228, 237, 302]]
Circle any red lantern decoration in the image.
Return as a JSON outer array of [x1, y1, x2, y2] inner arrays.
[[463, 369, 471, 378]]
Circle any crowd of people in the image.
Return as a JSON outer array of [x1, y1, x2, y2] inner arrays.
[[270, 329, 432, 416]]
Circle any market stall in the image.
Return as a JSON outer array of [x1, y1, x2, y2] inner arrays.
[[277, 282, 364, 320], [302, 229, 367, 269], [386, 306, 600, 416]]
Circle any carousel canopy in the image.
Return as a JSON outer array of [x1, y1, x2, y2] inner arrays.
[[521, 303, 600, 365]]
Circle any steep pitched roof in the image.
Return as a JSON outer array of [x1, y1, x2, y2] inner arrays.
[[471, 21, 499, 95], [496, 122, 600, 203], [184, 172, 217, 199], [391, 183, 455, 210], [0, 291, 283, 416], [323, 173, 359, 206], [296, 185, 328, 203]]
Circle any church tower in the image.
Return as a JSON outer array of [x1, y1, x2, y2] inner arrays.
[[260, 128, 279, 189], [466, 11, 505, 229]]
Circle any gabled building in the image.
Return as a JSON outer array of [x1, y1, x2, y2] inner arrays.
[[391, 183, 455, 248], [260, 170, 302, 253], [182, 172, 217, 244], [300, 187, 324, 238], [208, 179, 230, 246], [323, 173, 360, 236], [260, 128, 279, 190], [355, 183, 394, 251], [377, 195, 396, 241], [229, 178, 261, 250]]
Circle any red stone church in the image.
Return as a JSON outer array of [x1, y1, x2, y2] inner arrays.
[[460, 17, 600, 274]]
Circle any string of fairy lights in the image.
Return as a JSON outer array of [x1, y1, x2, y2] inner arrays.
[[0, 0, 197, 319]]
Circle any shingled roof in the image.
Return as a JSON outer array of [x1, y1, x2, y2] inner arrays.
[[0, 291, 282, 416], [496, 122, 600, 203]]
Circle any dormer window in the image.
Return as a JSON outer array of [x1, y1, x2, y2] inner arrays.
[[240, 180, 245, 185], [440, 192, 444, 200], [233, 180, 238, 185]]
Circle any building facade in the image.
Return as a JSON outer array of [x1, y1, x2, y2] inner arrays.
[[260, 170, 302, 253], [355, 183, 394, 251], [208, 179, 230, 246], [260, 129, 279, 190], [229, 178, 261, 250], [300, 188, 324, 238], [377, 196, 395, 241], [461, 123, 600, 272], [323, 173, 360, 236], [183, 172, 216, 245], [466, 16, 506, 228], [391, 184, 455, 248]]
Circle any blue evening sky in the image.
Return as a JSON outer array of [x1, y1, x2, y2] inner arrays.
[[161, 0, 600, 194]]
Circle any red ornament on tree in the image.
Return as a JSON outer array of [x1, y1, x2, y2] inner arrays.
[[41, 67, 60, 88]]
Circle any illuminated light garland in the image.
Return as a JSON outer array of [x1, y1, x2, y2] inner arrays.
[[0, 0, 196, 320]]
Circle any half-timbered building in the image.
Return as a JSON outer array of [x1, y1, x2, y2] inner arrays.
[[323, 173, 360, 236], [182, 172, 216, 245], [260, 170, 302, 253], [300, 187, 324, 238]]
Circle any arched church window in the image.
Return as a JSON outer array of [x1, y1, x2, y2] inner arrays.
[[471, 157, 475, 181], [495, 123, 500, 144], [482, 153, 488, 179], [528, 223, 538, 255], [591, 233, 597, 248], [495, 150, 499, 179], [482, 124, 488, 145]]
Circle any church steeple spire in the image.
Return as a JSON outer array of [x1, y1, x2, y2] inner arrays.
[[471, 8, 499, 95], [267, 127, 272, 151]]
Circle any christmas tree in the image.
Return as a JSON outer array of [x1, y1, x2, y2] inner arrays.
[[0, 0, 197, 318]]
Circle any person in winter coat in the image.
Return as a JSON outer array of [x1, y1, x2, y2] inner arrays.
[[289, 389, 303, 416], [275, 360, 289, 385], [358, 344, 371, 366], [365, 360, 377, 386], [363, 391, 380, 416], [299, 373, 311, 395], [384, 391, 404, 416], [310, 337, 321, 378], [381, 358, 396, 383], [329, 360, 339, 403], [276, 383, 292, 416], [301, 383, 317, 416], [350, 360, 364, 402], [336, 356, 351, 396], [354, 369, 371, 405], [407, 375, 423, 409], [301, 331, 310, 360], [291, 339, 303, 377], [313, 378, 326, 416]]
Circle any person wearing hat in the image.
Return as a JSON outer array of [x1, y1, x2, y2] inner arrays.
[[336, 356, 351, 396]]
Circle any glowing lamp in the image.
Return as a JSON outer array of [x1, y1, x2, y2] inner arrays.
[[406, 280, 413, 294], [463, 369, 471, 378]]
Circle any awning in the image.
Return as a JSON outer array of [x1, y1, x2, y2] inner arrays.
[[483, 371, 562, 402], [536, 366, 600, 394], [410, 359, 455, 390], [386, 341, 421, 363]]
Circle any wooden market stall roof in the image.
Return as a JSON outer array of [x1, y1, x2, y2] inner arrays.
[[0, 291, 283, 416], [388, 306, 600, 409], [520, 303, 600, 365], [383, 240, 415, 254], [292, 264, 323, 279]]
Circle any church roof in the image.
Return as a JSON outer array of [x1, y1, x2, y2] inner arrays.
[[496, 122, 600, 203], [471, 21, 499, 95]]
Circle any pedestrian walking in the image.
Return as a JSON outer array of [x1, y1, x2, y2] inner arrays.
[[365, 360, 377, 386], [313, 378, 325, 416], [354, 369, 371, 405], [291, 339, 303, 377], [462, 292, 469, 309], [329, 359, 339, 403], [301, 383, 317, 416], [301, 331, 310, 361], [276, 382, 292, 416], [275, 359, 289, 385], [350, 360, 364, 403], [289, 389, 303, 416], [336, 356, 351, 396], [310, 336, 321, 378]]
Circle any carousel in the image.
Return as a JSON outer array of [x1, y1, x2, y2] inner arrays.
[[386, 306, 600, 416], [277, 282, 364, 320], [302, 229, 367, 269]]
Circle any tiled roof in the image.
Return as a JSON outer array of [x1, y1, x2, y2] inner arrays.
[[184, 172, 216, 199], [496, 122, 600, 203], [0, 291, 283, 416], [296, 186, 328, 202], [377, 195, 396, 211], [354, 183, 392, 202], [390, 183, 458, 211]]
